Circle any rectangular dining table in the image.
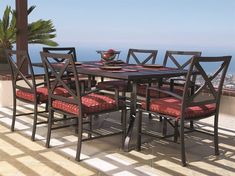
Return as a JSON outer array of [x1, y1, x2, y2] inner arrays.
[[33, 61, 189, 151]]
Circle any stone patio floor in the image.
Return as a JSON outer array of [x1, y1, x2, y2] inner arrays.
[[0, 104, 235, 176]]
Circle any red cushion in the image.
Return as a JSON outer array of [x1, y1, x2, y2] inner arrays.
[[97, 81, 129, 92], [137, 84, 184, 98], [141, 97, 216, 120], [16, 87, 69, 103], [52, 93, 120, 115]]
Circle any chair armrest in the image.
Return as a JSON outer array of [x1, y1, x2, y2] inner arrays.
[[147, 86, 183, 100], [145, 85, 182, 112], [169, 78, 186, 85], [164, 78, 198, 92], [169, 78, 186, 90], [35, 82, 46, 87], [82, 87, 120, 98], [170, 78, 186, 82], [162, 78, 186, 87], [81, 88, 101, 96], [23, 74, 45, 79]]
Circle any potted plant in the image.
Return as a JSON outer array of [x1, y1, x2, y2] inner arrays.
[[0, 5, 58, 72]]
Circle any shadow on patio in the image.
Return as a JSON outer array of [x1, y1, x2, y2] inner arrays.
[[0, 104, 235, 176]]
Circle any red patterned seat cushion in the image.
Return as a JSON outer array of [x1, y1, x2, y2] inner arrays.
[[52, 93, 121, 115], [141, 97, 216, 120], [97, 80, 130, 92], [16, 87, 69, 103], [137, 84, 184, 98]]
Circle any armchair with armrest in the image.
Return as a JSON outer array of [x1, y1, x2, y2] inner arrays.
[[137, 55, 231, 166], [43, 47, 97, 92], [137, 50, 202, 98], [40, 51, 127, 161], [6, 50, 69, 141]]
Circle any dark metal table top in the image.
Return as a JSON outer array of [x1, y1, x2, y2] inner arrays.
[[33, 61, 188, 81]]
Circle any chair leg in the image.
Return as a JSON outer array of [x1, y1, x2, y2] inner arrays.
[[121, 91, 125, 97], [214, 114, 219, 155], [11, 97, 17, 132], [137, 110, 142, 151], [75, 117, 83, 161], [45, 101, 49, 112], [180, 120, 187, 166], [88, 115, 92, 139], [162, 117, 167, 136], [31, 103, 38, 141], [75, 117, 78, 134], [190, 120, 194, 129], [174, 120, 179, 142], [94, 115, 99, 120], [121, 109, 127, 149], [46, 110, 54, 148]]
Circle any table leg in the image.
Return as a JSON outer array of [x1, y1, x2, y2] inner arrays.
[[88, 75, 92, 90], [124, 82, 137, 151]]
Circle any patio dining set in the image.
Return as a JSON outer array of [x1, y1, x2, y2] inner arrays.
[[4, 47, 231, 166]]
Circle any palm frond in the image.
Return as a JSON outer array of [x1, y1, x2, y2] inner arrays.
[[27, 5, 36, 15], [0, 6, 13, 48], [0, 5, 58, 48], [27, 19, 58, 46], [28, 39, 58, 46], [2, 6, 11, 33]]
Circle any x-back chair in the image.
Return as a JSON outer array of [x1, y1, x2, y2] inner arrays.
[[137, 50, 202, 122], [40, 52, 127, 161], [43, 47, 97, 92], [97, 48, 158, 95], [126, 48, 157, 65], [6, 50, 68, 140], [137, 55, 231, 166], [137, 50, 202, 98], [43, 47, 77, 62], [163, 50, 202, 69], [162, 50, 202, 95]]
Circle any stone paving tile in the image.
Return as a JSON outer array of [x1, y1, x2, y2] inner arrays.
[[0, 105, 235, 176]]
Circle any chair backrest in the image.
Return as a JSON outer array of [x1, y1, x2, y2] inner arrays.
[[42, 47, 77, 62], [6, 50, 37, 96], [126, 49, 158, 65], [40, 52, 83, 115], [182, 56, 231, 116], [163, 51, 202, 70]]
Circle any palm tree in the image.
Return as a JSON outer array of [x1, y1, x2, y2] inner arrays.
[[0, 5, 58, 64]]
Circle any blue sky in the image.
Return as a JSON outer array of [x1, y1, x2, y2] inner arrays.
[[1, 0, 235, 55]]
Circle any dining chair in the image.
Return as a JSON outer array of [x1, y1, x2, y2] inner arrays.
[[97, 48, 158, 94], [137, 55, 231, 166], [43, 47, 77, 61], [137, 50, 202, 123], [5, 50, 69, 141], [40, 51, 127, 161], [43, 47, 97, 92], [137, 50, 202, 98]]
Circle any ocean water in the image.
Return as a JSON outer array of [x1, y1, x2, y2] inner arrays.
[[28, 45, 235, 75]]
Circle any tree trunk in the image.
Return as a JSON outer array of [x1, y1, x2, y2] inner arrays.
[[0, 47, 10, 74]]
